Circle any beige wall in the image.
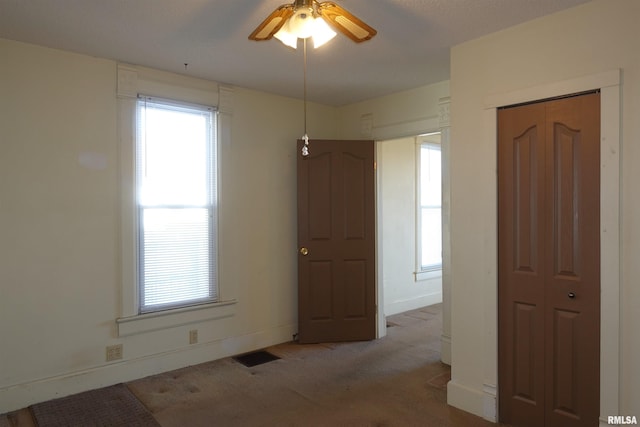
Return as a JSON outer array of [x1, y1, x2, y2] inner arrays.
[[338, 81, 449, 140], [0, 38, 338, 412], [449, 0, 639, 421]]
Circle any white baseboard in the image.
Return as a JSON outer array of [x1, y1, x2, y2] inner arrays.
[[482, 383, 497, 422], [0, 324, 296, 413], [447, 379, 485, 419], [384, 292, 442, 316]]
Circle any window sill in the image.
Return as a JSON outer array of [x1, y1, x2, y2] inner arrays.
[[116, 299, 237, 337], [415, 269, 442, 282]]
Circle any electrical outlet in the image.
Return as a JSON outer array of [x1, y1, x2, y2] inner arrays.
[[189, 329, 198, 344], [106, 344, 123, 361]]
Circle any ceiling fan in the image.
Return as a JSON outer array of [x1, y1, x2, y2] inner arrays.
[[249, 0, 376, 157], [249, 0, 377, 48]]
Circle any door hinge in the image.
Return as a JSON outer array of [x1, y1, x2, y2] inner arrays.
[[374, 161, 377, 170]]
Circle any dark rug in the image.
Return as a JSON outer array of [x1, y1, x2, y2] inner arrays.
[[233, 350, 280, 367], [30, 383, 159, 427]]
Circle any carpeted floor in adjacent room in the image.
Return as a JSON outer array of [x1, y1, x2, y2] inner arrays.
[[2, 304, 506, 426]]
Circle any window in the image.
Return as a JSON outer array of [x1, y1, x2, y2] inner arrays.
[[417, 136, 442, 272], [136, 96, 218, 313]]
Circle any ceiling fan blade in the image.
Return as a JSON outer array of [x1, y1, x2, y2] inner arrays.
[[249, 4, 295, 41], [316, 1, 377, 43]]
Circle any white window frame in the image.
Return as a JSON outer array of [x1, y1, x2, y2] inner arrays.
[[415, 133, 443, 281], [116, 65, 235, 337], [136, 95, 218, 313]]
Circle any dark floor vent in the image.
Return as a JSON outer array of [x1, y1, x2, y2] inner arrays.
[[233, 350, 280, 367]]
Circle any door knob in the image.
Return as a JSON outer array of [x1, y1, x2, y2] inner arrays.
[[300, 247, 309, 256], [568, 292, 576, 299]]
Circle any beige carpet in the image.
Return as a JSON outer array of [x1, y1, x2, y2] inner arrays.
[[127, 304, 496, 426], [3, 305, 502, 426]]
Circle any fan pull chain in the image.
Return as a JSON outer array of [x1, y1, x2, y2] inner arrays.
[[301, 37, 310, 157]]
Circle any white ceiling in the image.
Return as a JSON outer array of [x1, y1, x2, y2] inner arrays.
[[0, 0, 591, 106]]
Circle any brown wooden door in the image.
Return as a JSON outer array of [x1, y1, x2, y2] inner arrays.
[[498, 92, 600, 427], [297, 139, 376, 344]]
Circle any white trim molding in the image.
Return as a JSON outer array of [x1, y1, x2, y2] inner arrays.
[[384, 292, 443, 317], [447, 379, 485, 417], [439, 96, 452, 366], [483, 382, 497, 422], [117, 300, 237, 337], [440, 333, 452, 366], [372, 115, 439, 141]]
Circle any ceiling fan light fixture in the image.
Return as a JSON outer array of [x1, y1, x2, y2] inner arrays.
[[249, 1, 376, 45], [311, 17, 337, 48], [288, 6, 316, 39], [274, 24, 299, 49], [274, 5, 337, 49], [273, 16, 336, 49], [248, 0, 376, 156]]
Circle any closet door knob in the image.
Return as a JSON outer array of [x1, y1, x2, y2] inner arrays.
[[568, 292, 576, 299]]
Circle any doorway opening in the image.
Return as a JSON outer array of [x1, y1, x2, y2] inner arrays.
[[377, 133, 443, 319]]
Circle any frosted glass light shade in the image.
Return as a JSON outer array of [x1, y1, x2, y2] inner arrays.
[[311, 18, 336, 48], [274, 14, 337, 49], [274, 24, 298, 48], [288, 7, 315, 38]]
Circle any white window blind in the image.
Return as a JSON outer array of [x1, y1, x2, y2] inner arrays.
[[136, 96, 218, 313]]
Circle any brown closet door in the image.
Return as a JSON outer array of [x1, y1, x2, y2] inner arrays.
[[498, 92, 600, 427]]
